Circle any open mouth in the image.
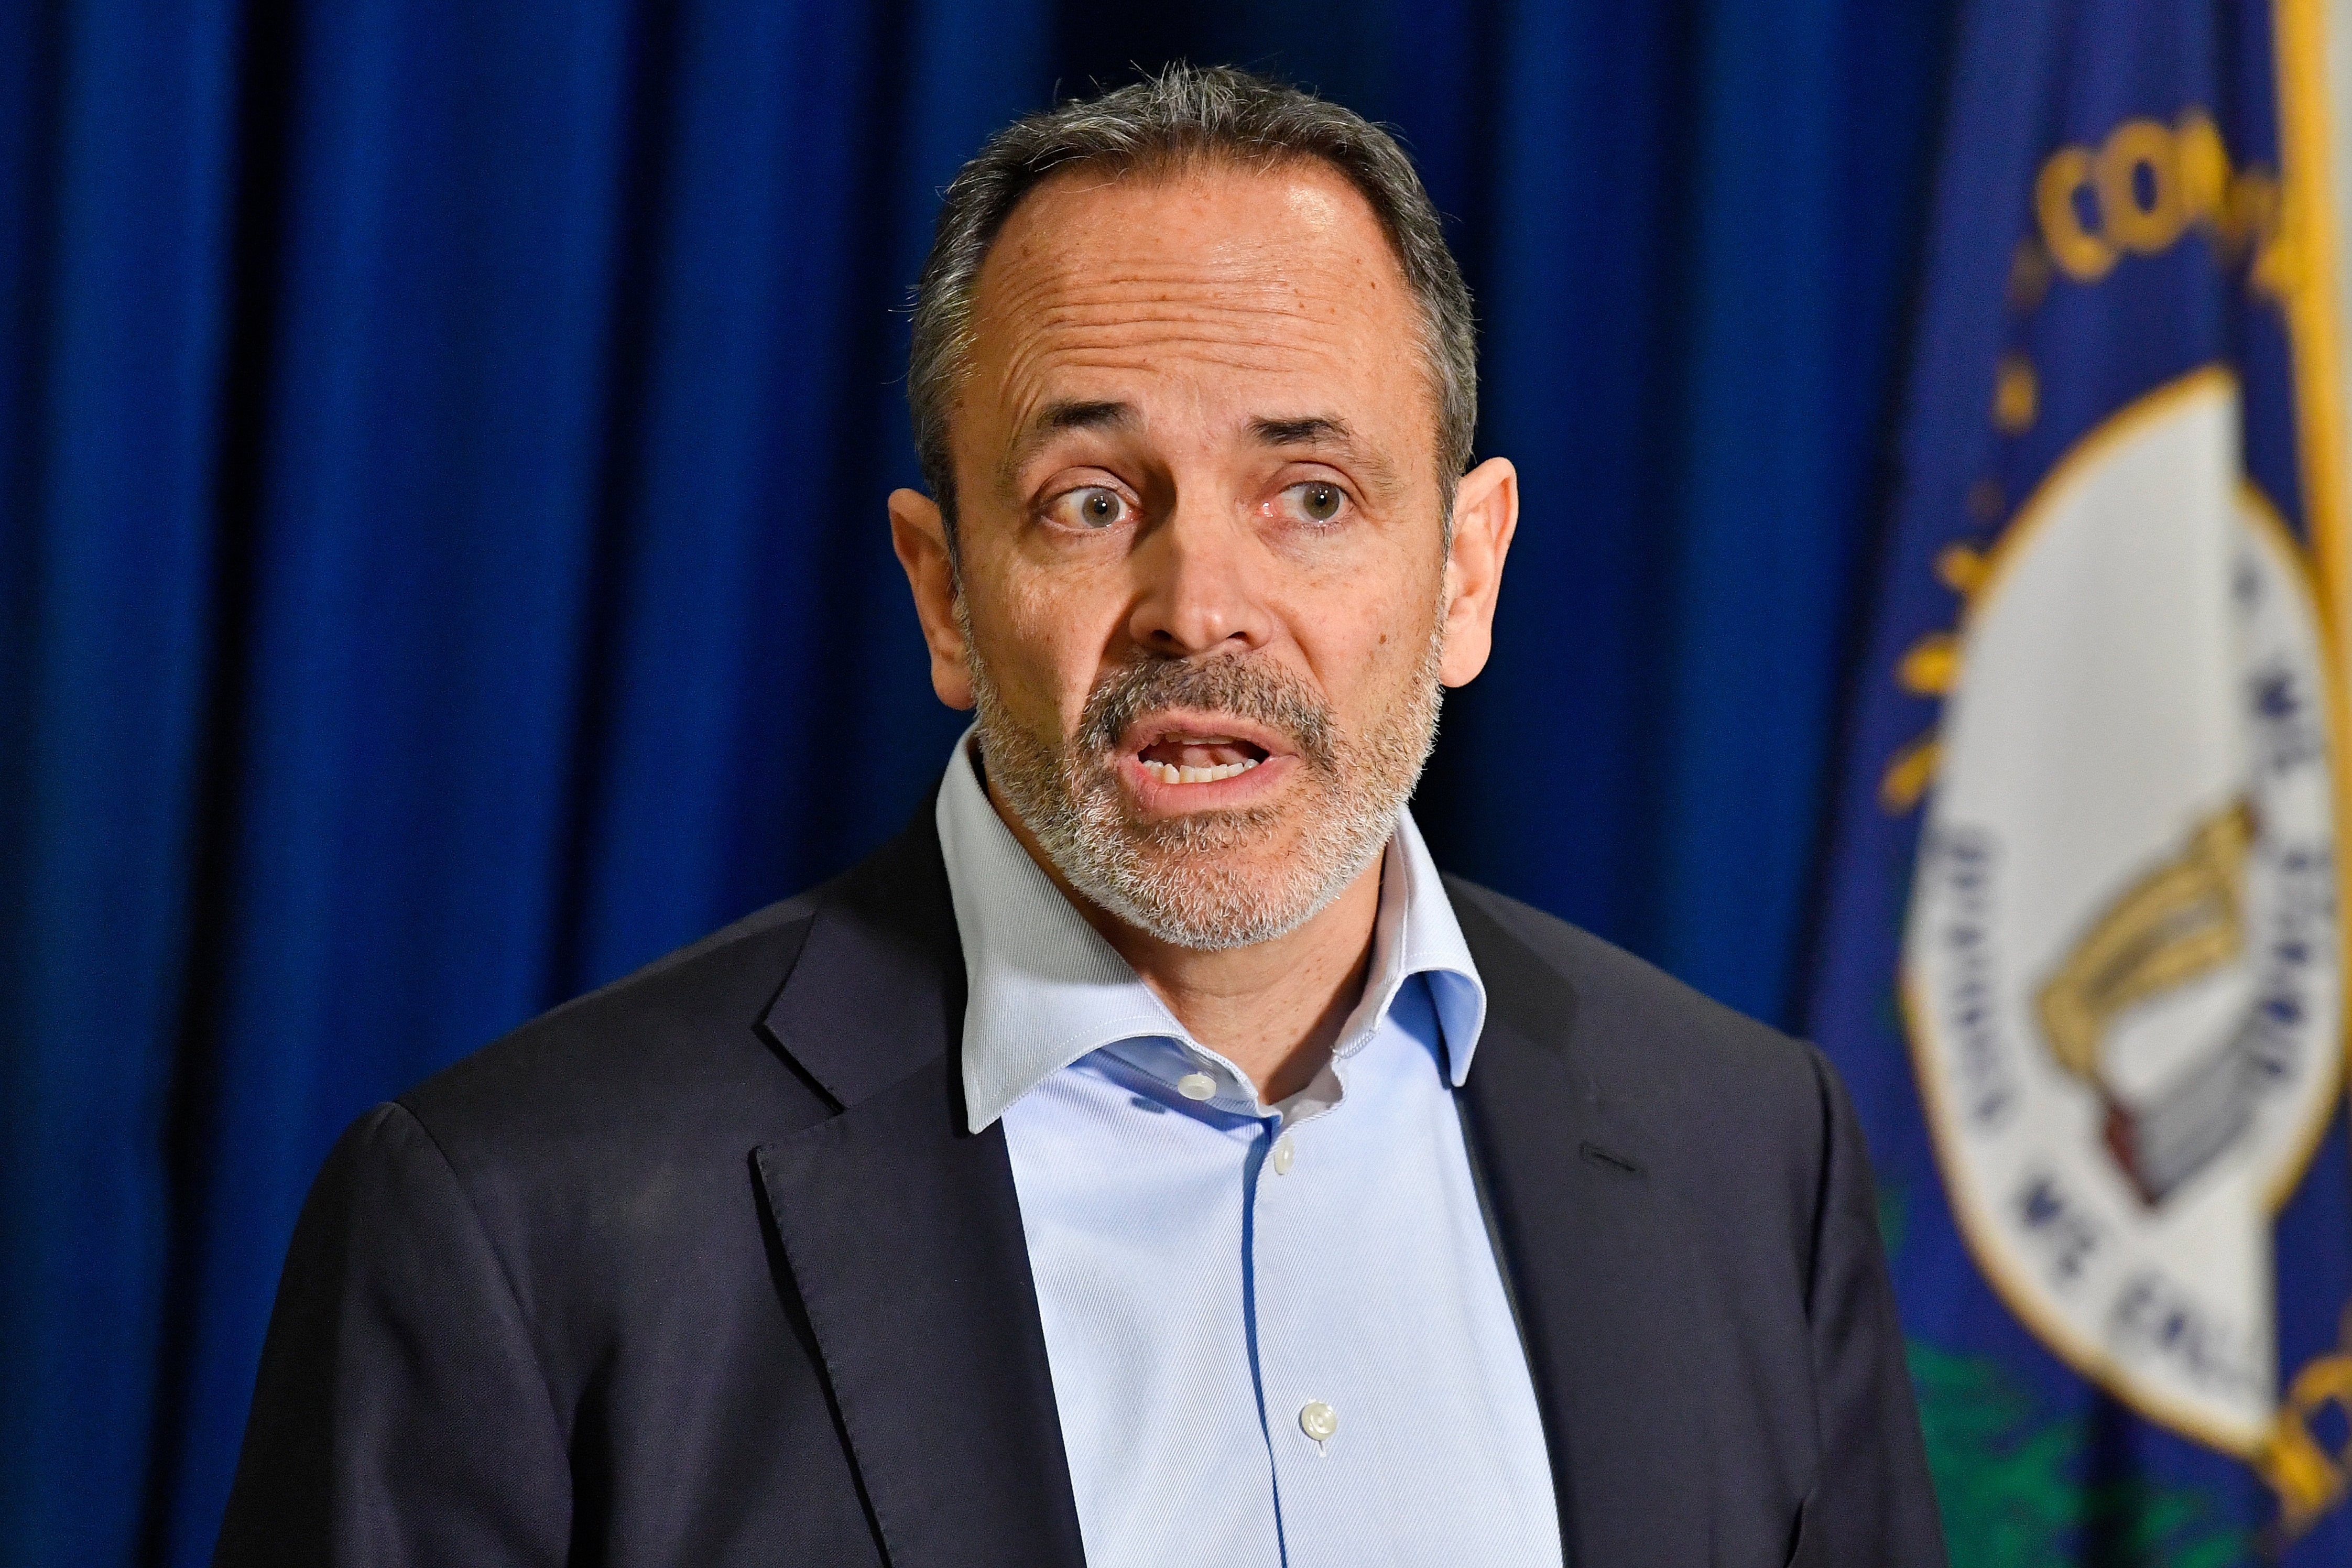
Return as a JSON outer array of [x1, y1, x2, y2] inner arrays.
[[1133, 732, 1272, 786]]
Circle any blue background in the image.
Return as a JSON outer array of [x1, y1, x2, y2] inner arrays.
[[0, 0, 1956, 1561]]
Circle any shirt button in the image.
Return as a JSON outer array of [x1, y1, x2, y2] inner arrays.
[[1299, 1400, 1339, 1443], [1271, 1133, 1296, 1174], [1177, 1072, 1216, 1101]]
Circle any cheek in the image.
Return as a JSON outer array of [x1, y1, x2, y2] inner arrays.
[[1292, 551, 1443, 691], [973, 564, 1126, 727]]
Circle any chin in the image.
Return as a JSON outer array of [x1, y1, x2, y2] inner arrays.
[[1079, 829, 1373, 952]]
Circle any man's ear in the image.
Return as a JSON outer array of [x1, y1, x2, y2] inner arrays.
[[1437, 456, 1519, 688], [889, 487, 975, 710]]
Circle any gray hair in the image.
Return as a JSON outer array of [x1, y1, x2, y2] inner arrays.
[[907, 64, 1478, 549]]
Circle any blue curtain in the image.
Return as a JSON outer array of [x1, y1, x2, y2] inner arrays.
[[0, 2, 1954, 1561]]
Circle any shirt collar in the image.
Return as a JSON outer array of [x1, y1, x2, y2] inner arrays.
[[934, 726, 1487, 1132]]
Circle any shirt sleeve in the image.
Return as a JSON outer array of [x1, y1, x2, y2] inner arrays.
[[214, 1101, 572, 1567], [1798, 1043, 1951, 1566]]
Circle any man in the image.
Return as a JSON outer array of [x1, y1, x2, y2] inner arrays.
[[220, 66, 1944, 1567]]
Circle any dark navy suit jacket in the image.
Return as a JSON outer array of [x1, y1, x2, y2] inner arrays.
[[216, 810, 1947, 1566]]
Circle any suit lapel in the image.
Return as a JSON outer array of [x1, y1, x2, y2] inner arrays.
[[1453, 891, 1713, 1568], [750, 820, 1713, 1568], [753, 817, 1086, 1568]]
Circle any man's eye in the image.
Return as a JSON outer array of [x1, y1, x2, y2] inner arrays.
[[1051, 487, 1128, 529], [1282, 482, 1348, 525]]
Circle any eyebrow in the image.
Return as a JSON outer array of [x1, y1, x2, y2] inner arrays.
[[997, 401, 1406, 499], [1250, 415, 1352, 448], [1000, 399, 1138, 491], [1250, 413, 1403, 496]]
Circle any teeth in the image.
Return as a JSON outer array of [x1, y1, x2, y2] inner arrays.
[[1143, 757, 1262, 786]]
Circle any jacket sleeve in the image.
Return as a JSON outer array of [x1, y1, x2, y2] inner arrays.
[[1799, 1046, 1949, 1566], [214, 1102, 572, 1566]]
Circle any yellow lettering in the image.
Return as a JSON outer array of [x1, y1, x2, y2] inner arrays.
[[2257, 1413, 2344, 1534], [2224, 168, 2281, 255], [1880, 735, 1942, 813], [2037, 146, 2114, 280], [2024, 111, 2283, 292], [2175, 111, 2229, 228], [2252, 176, 2299, 300], [1897, 634, 1962, 695], [1994, 355, 2039, 432], [1935, 544, 1988, 594], [2260, 1352, 2352, 1538], [2098, 118, 2187, 254]]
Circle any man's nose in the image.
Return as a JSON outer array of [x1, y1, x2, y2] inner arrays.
[[1125, 499, 1271, 658]]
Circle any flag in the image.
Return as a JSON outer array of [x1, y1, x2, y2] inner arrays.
[[1807, 0, 2352, 1560]]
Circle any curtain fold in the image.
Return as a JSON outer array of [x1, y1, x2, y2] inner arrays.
[[0, 3, 1953, 1561], [1, 4, 243, 1563]]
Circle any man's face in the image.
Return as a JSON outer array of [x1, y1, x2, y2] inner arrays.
[[894, 159, 1515, 948]]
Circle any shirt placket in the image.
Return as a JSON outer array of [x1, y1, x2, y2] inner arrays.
[[1246, 1109, 1365, 1567]]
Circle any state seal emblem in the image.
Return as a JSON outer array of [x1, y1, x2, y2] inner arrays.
[[1904, 366, 2344, 1455]]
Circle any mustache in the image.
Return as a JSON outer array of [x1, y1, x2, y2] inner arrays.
[[1074, 655, 1337, 773]]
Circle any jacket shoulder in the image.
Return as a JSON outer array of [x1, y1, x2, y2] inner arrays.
[[397, 888, 833, 1167], [1443, 875, 1842, 1177], [1445, 876, 1814, 1074]]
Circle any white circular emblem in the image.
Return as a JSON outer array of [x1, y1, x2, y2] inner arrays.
[[1904, 371, 2342, 1454]]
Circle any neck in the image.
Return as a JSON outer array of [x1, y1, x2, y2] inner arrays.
[[986, 777, 1384, 1105]]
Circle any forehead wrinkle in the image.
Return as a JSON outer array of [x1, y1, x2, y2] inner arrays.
[[1037, 260, 1363, 307], [984, 237, 1373, 331], [1005, 291, 1377, 371], [1037, 249, 1359, 288], [1033, 298, 1342, 337], [1027, 313, 1363, 357], [991, 337, 1357, 463], [966, 171, 1433, 506], [989, 310, 1362, 431], [978, 274, 1375, 427], [978, 248, 1352, 340], [981, 319, 1396, 503], [1051, 345, 1352, 380], [995, 215, 1357, 276], [968, 158, 1418, 367], [1004, 282, 1364, 347]]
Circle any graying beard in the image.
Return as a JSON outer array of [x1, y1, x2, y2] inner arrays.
[[967, 623, 1445, 951]]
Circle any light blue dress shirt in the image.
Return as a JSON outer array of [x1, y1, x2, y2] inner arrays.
[[936, 732, 1563, 1568]]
